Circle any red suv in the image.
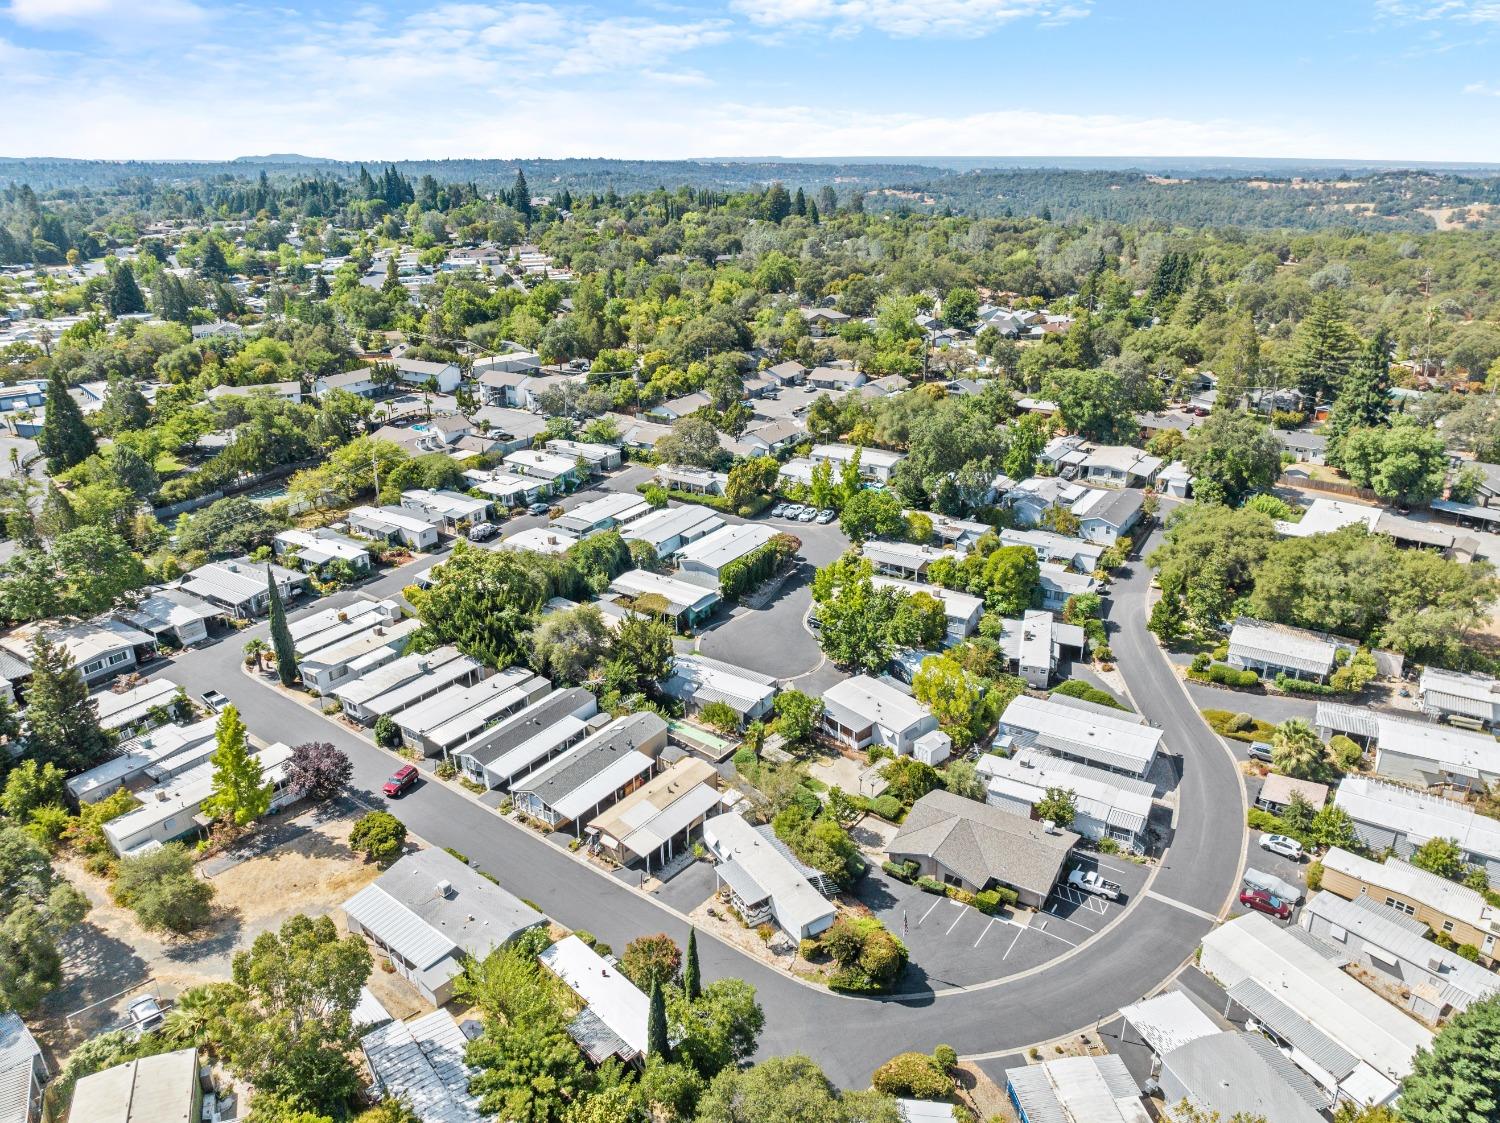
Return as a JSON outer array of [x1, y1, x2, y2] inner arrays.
[[382, 764, 419, 798], [1239, 889, 1291, 921]]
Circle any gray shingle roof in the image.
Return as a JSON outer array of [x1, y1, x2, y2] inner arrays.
[[889, 789, 1077, 896]]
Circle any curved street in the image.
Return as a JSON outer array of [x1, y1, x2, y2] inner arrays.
[[149, 524, 1247, 1086]]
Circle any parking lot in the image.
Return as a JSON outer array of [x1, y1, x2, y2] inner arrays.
[[854, 852, 1151, 990]]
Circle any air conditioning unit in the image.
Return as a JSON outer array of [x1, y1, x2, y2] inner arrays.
[[436, 879, 453, 898]]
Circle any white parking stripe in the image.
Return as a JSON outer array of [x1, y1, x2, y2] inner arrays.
[[945, 907, 967, 936], [918, 898, 944, 926], [974, 918, 996, 948], [1002, 925, 1024, 958]]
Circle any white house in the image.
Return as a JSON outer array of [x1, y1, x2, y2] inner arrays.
[[539, 935, 650, 1065], [1199, 913, 1433, 1107], [978, 749, 1153, 850], [391, 358, 462, 393], [809, 442, 904, 483], [273, 527, 372, 575], [554, 492, 650, 537], [347, 505, 441, 551], [608, 569, 721, 630], [343, 847, 545, 1004], [399, 489, 493, 533], [103, 742, 295, 856], [1227, 618, 1355, 684], [504, 449, 582, 484], [821, 674, 938, 755], [333, 645, 481, 724], [1335, 775, 1500, 884], [545, 438, 621, 473], [621, 505, 724, 559], [511, 713, 668, 831], [702, 812, 836, 940], [997, 693, 1160, 779], [870, 575, 982, 640], [0, 619, 157, 687], [661, 653, 777, 725], [1419, 667, 1500, 728], [1370, 714, 1500, 792], [675, 523, 781, 589]]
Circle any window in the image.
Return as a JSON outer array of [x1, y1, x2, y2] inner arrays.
[[1385, 897, 1415, 916], [1443, 921, 1455, 933], [82, 659, 103, 675], [107, 651, 130, 666]]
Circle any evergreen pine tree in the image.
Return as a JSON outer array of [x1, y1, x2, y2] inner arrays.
[[38, 374, 97, 474], [808, 200, 820, 225], [817, 185, 838, 217], [1326, 328, 1393, 466], [512, 169, 533, 221], [646, 979, 670, 1059], [267, 569, 298, 687], [683, 928, 701, 1002], [199, 238, 229, 279], [201, 704, 272, 827], [312, 273, 331, 300], [108, 262, 145, 315], [382, 255, 402, 297], [1290, 290, 1360, 403], [155, 273, 191, 323], [25, 634, 112, 771], [793, 187, 807, 217]]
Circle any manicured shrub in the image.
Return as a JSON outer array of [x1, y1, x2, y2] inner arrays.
[[881, 860, 916, 883], [917, 876, 947, 895], [872, 1051, 955, 1099], [870, 794, 904, 821], [373, 715, 401, 748]]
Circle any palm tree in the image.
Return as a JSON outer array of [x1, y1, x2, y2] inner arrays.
[[243, 637, 269, 671]]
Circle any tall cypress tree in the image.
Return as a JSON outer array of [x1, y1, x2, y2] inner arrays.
[[266, 569, 298, 687], [38, 374, 96, 474], [683, 928, 701, 1002], [512, 169, 532, 221], [646, 979, 670, 1060], [25, 634, 112, 770]]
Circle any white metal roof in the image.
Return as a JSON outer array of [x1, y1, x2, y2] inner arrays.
[[978, 751, 1152, 834], [702, 812, 835, 937], [608, 569, 720, 614], [1004, 1055, 1148, 1123], [539, 935, 649, 1057], [1228, 618, 1341, 675], [556, 491, 650, 529], [394, 668, 538, 739], [1200, 913, 1433, 1082], [1117, 990, 1220, 1057], [676, 522, 780, 572], [1321, 847, 1499, 935], [1375, 714, 1500, 780], [661, 654, 776, 715], [870, 575, 982, 624], [361, 1010, 487, 1123], [344, 883, 457, 970], [68, 1047, 198, 1123], [1000, 694, 1160, 775], [92, 677, 180, 732], [1335, 775, 1500, 862], [622, 504, 724, 550], [824, 674, 934, 736], [333, 645, 471, 707]]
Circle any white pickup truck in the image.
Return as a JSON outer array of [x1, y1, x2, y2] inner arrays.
[[1067, 868, 1122, 901]]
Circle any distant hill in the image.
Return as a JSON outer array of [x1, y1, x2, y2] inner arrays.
[[232, 153, 341, 165]]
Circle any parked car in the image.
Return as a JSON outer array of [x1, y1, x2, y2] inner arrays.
[[527, 502, 550, 516], [1247, 741, 1274, 763], [201, 688, 229, 713], [1067, 868, 1122, 901], [771, 503, 788, 517], [126, 995, 165, 1035], [1239, 889, 1292, 920], [382, 764, 420, 798], [1260, 833, 1304, 861], [816, 508, 837, 524], [782, 504, 804, 518], [467, 522, 498, 542], [798, 507, 818, 522]]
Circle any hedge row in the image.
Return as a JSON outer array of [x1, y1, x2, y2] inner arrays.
[[1188, 659, 1260, 688]]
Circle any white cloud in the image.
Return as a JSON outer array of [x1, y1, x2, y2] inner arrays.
[[729, 0, 1089, 37], [1464, 79, 1500, 93], [1376, 1, 1500, 22], [6, 0, 205, 27]]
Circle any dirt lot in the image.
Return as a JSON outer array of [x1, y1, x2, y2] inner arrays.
[[38, 803, 395, 1061]]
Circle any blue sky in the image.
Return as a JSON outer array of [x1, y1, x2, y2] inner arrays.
[[3, 1, 1500, 162]]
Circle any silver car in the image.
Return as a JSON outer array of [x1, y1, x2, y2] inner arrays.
[[816, 509, 837, 524], [782, 504, 804, 518], [798, 507, 818, 522]]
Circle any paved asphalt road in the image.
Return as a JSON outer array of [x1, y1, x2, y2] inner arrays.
[[147, 522, 1247, 1087]]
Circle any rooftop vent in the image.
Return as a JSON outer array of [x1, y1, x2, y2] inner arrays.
[[436, 879, 453, 899]]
